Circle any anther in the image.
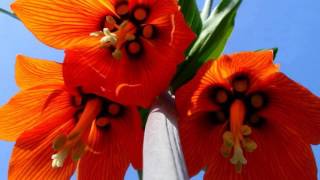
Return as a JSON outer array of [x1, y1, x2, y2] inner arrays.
[[133, 7, 148, 22], [142, 25, 157, 39], [242, 138, 257, 152], [241, 125, 252, 136], [116, 2, 129, 16], [223, 131, 234, 147]]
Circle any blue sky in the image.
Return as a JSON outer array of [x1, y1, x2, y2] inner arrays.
[[1, 0, 320, 179]]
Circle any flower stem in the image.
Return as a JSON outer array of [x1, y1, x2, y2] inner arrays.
[[0, 8, 19, 20]]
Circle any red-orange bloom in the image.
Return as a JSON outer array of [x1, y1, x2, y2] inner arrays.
[[176, 51, 320, 179], [0, 55, 143, 180], [12, 0, 196, 107]]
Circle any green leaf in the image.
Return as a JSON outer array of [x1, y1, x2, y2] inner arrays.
[[201, 0, 214, 21], [0, 8, 19, 20], [172, 0, 242, 91], [178, 0, 203, 36]]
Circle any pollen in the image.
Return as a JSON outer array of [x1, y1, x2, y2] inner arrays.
[[51, 150, 68, 168]]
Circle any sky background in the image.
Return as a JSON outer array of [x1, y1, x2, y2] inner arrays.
[[1, 0, 320, 179]]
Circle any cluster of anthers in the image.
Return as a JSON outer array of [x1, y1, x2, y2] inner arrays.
[[90, 1, 158, 60], [208, 74, 268, 172], [51, 89, 125, 168]]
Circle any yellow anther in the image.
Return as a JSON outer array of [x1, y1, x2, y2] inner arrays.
[[242, 138, 257, 152], [241, 125, 252, 136], [222, 131, 234, 147]]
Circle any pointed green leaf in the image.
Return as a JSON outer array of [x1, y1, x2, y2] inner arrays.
[[201, 0, 214, 21], [172, 0, 242, 91], [178, 0, 203, 35]]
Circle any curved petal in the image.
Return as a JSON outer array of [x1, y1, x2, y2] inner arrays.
[[11, 0, 115, 49], [63, 38, 179, 107], [15, 55, 63, 89], [200, 51, 278, 84], [179, 112, 225, 177], [9, 116, 76, 180], [0, 87, 69, 141], [176, 61, 224, 119], [78, 107, 142, 179], [259, 72, 320, 144], [204, 122, 317, 180]]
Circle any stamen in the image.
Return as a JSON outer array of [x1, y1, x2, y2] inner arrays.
[[142, 25, 156, 39], [52, 134, 67, 150], [104, 16, 117, 31], [222, 131, 234, 147], [67, 98, 102, 141], [133, 7, 148, 22], [51, 149, 69, 168], [112, 49, 122, 60], [241, 125, 252, 136], [71, 141, 86, 161], [220, 144, 232, 158], [230, 146, 247, 173], [116, 2, 129, 16], [242, 138, 257, 152]]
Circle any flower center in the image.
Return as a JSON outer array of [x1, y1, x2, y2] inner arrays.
[[51, 92, 125, 168], [90, 2, 157, 60]]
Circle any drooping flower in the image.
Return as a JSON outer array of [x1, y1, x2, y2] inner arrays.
[[0, 55, 143, 179], [176, 51, 320, 179], [12, 0, 196, 107]]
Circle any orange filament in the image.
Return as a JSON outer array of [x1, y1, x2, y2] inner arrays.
[[68, 98, 102, 141], [230, 100, 246, 144], [134, 7, 148, 21]]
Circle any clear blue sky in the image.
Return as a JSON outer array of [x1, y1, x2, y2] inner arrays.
[[1, 0, 320, 179]]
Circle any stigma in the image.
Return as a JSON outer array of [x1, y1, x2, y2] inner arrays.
[[51, 98, 102, 168], [220, 100, 257, 172]]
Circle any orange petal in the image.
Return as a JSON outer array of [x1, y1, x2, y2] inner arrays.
[[15, 55, 63, 90], [9, 118, 76, 180], [179, 112, 225, 177], [11, 0, 115, 49], [259, 72, 320, 144], [0, 87, 70, 141], [176, 61, 223, 119], [204, 122, 317, 180], [78, 106, 142, 179], [63, 38, 180, 107]]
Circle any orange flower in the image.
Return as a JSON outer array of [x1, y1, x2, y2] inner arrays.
[[12, 0, 196, 107], [176, 51, 320, 179], [0, 55, 143, 179]]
